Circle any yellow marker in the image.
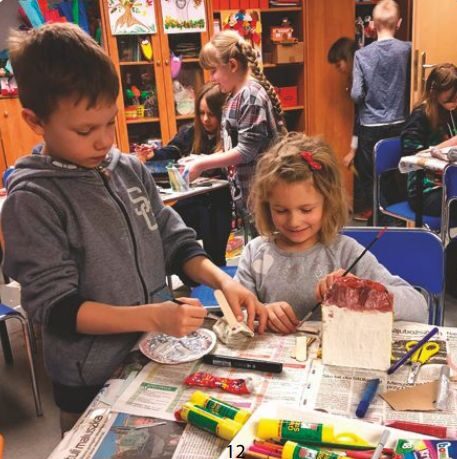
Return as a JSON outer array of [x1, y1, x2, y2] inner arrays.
[[179, 402, 242, 441], [257, 419, 370, 447], [190, 390, 251, 425]]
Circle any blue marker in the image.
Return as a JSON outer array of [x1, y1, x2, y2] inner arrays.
[[356, 378, 380, 418]]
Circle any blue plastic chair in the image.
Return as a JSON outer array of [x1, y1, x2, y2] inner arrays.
[[0, 303, 42, 415], [191, 266, 237, 308], [373, 137, 441, 230], [342, 227, 445, 325]]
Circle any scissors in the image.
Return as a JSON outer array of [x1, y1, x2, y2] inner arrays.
[[405, 340, 440, 384]]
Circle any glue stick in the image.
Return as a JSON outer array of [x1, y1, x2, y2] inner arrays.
[[256, 419, 369, 447], [178, 402, 242, 440], [282, 441, 342, 459], [190, 390, 251, 424]]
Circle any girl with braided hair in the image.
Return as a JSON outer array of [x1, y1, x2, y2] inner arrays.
[[184, 30, 287, 223]]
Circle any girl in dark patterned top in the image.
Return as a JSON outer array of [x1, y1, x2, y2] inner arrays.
[[146, 82, 233, 266], [401, 63, 457, 215], [185, 30, 287, 223]]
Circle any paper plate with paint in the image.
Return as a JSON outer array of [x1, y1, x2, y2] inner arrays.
[[139, 329, 217, 364]]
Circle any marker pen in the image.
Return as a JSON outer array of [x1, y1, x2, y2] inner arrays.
[[356, 378, 380, 418], [202, 354, 283, 373], [385, 420, 457, 439]]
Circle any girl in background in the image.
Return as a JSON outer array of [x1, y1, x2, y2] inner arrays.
[[185, 30, 287, 229], [235, 132, 427, 333], [402, 63, 457, 297], [401, 63, 457, 216], [145, 82, 232, 266]]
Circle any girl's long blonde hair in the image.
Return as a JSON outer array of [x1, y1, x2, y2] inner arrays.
[[200, 30, 287, 135], [249, 132, 349, 245], [420, 63, 457, 131]]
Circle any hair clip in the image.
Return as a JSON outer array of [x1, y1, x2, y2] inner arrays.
[[300, 151, 322, 170]]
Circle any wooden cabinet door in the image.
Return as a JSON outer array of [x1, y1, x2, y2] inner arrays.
[[0, 98, 41, 170], [155, 3, 210, 140], [411, 0, 457, 106], [305, 0, 355, 196], [98, 0, 171, 151]]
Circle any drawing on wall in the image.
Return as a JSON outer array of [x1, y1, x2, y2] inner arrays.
[[108, 0, 157, 35], [221, 9, 262, 62], [161, 0, 206, 34]]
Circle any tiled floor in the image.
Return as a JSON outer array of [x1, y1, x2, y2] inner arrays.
[[1, 267, 457, 458]]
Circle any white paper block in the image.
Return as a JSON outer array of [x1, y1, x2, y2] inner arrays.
[[322, 305, 393, 371]]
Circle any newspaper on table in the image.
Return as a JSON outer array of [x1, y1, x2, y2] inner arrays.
[[109, 332, 312, 459], [111, 332, 312, 420], [399, 146, 456, 174], [302, 322, 457, 427], [47, 322, 457, 459]]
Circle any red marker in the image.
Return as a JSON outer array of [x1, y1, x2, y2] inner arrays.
[[385, 420, 457, 439]]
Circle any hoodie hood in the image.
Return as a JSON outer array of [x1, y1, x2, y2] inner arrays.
[[7, 146, 122, 192]]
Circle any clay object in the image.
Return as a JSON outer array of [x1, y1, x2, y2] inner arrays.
[[212, 290, 254, 348]]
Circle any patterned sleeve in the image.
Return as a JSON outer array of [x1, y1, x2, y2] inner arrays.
[[229, 86, 273, 164], [401, 106, 431, 156]]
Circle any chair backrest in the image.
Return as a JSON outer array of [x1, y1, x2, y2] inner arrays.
[[374, 137, 402, 176], [191, 265, 237, 307], [372, 137, 403, 225], [342, 227, 445, 324]]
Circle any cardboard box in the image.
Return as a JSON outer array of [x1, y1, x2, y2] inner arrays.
[[272, 41, 304, 64]]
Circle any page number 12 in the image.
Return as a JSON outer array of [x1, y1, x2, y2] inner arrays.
[[227, 444, 245, 458]]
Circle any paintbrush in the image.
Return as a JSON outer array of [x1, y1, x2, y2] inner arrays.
[[298, 226, 388, 326]]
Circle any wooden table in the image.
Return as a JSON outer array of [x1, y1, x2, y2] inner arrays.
[[159, 179, 229, 205]]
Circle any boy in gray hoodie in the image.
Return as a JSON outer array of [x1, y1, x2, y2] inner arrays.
[[3, 23, 266, 431]]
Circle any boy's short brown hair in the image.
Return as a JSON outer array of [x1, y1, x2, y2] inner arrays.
[[8, 23, 119, 120], [373, 0, 400, 31]]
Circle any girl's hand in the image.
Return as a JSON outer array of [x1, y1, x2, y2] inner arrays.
[[315, 269, 356, 302], [220, 278, 267, 334], [146, 298, 207, 337], [184, 159, 205, 182], [265, 302, 299, 334]]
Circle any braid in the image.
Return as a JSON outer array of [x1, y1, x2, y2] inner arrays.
[[239, 41, 288, 135]]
